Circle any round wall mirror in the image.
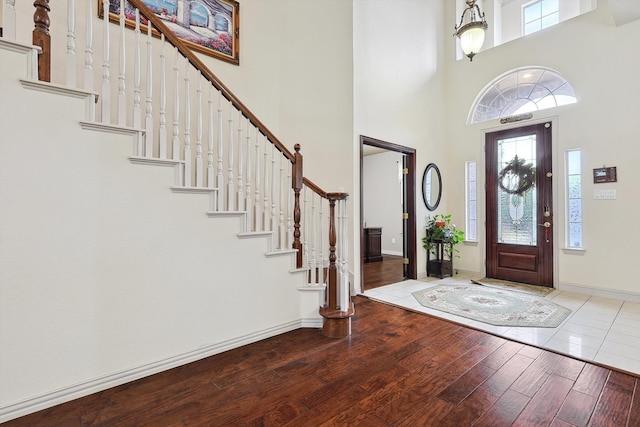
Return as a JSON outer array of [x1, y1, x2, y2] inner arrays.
[[422, 163, 442, 211]]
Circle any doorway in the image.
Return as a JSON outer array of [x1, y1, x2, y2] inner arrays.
[[360, 135, 417, 291], [485, 122, 553, 287]]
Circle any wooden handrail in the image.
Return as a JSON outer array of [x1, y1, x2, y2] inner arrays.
[[31, 2, 354, 336], [302, 177, 328, 199], [127, 0, 294, 162]]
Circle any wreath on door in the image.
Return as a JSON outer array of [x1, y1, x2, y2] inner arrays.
[[498, 155, 536, 196]]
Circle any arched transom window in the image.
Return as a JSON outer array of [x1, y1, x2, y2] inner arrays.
[[470, 67, 576, 124]]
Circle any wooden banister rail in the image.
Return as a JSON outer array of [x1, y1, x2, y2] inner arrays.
[[31, 1, 353, 337], [32, 0, 51, 82], [126, 0, 294, 162], [302, 177, 329, 199]]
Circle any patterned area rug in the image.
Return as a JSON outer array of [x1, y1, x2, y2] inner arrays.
[[412, 284, 571, 327], [471, 277, 554, 296]]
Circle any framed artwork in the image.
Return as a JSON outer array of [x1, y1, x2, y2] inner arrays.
[[99, 0, 239, 65], [593, 166, 617, 183]]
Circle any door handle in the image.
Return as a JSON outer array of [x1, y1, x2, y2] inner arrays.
[[538, 222, 551, 242]]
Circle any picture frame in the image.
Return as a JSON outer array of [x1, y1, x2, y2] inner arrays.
[[99, 0, 239, 66], [593, 166, 617, 183]]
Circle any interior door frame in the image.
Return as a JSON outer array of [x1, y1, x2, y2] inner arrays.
[[360, 135, 417, 290], [484, 120, 556, 287]]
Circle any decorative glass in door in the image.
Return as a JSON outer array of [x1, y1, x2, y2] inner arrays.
[[497, 135, 538, 246]]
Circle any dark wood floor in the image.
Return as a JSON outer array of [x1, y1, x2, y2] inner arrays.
[[363, 254, 406, 290], [5, 295, 640, 426]]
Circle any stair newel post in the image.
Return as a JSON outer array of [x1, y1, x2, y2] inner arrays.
[[33, 0, 51, 82], [292, 144, 303, 268], [319, 192, 354, 338]]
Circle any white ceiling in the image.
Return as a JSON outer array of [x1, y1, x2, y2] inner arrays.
[[607, 0, 640, 26]]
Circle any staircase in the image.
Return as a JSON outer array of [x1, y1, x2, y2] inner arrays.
[[0, 1, 351, 422]]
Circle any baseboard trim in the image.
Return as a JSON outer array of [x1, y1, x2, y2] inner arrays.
[[558, 281, 640, 303], [0, 319, 316, 423]]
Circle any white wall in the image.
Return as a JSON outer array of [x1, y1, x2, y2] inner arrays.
[[444, 0, 640, 295], [2, 0, 354, 420], [353, 0, 449, 279], [363, 151, 404, 255]]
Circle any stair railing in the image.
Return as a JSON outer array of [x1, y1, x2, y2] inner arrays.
[[5, 0, 353, 336]]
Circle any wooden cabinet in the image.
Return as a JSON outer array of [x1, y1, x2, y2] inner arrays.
[[364, 227, 383, 263], [426, 240, 453, 278]]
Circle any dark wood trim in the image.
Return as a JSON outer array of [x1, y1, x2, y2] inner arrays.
[[33, 0, 51, 82], [360, 135, 417, 291], [485, 122, 554, 286]]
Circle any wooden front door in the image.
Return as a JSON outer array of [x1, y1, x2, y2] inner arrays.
[[485, 122, 553, 287]]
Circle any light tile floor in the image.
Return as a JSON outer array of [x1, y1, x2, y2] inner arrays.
[[362, 274, 640, 376]]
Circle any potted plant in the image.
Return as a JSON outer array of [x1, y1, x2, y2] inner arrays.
[[422, 214, 464, 278]]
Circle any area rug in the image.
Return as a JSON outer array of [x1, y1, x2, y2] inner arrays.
[[412, 284, 571, 327], [471, 277, 554, 297]]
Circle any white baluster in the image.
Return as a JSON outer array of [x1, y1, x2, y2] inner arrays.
[[227, 107, 234, 210], [117, 0, 126, 126], [144, 22, 154, 156], [236, 112, 244, 212], [84, 0, 95, 120], [183, 61, 191, 187], [101, 0, 111, 124], [262, 136, 269, 230], [302, 187, 309, 283], [310, 192, 316, 285], [253, 128, 261, 231], [3, 0, 16, 40], [195, 73, 203, 187], [216, 92, 224, 209], [172, 47, 180, 162], [66, 0, 76, 87], [245, 119, 252, 229], [158, 35, 167, 159], [132, 9, 141, 154], [207, 86, 215, 189], [319, 196, 325, 284], [339, 198, 350, 310], [270, 145, 277, 234], [278, 156, 285, 249]]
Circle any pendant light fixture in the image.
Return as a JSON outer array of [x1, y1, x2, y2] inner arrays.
[[454, 0, 488, 61]]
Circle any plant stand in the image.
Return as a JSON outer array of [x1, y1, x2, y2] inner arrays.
[[426, 240, 453, 279]]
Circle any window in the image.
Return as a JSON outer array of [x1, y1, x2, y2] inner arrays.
[[524, 0, 560, 35], [566, 150, 582, 248], [466, 161, 477, 241], [470, 67, 576, 124]]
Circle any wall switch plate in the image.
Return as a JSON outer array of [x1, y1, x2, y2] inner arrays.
[[593, 189, 617, 200]]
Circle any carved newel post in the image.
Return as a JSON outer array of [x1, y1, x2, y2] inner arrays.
[[33, 0, 51, 82]]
